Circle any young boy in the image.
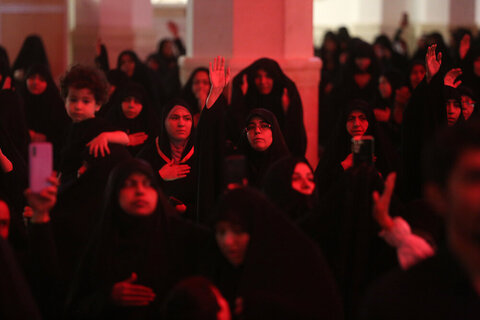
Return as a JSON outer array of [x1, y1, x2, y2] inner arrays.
[[59, 65, 129, 185]]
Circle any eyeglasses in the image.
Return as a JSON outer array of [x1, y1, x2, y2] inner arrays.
[[245, 123, 272, 133]]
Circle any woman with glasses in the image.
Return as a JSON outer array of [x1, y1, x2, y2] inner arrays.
[[239, 108, 289, 187]]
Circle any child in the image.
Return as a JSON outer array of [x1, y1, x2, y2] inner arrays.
[[59, 65, 129, 186]]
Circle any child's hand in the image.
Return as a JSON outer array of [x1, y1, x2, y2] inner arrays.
[[87, 132, 111, 157], [128, 132, 149, 147]]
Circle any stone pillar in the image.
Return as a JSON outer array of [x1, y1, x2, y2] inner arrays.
[[182, 0, 321, 166], [0, 0, 68, 80], [70, 0, 155, 67]]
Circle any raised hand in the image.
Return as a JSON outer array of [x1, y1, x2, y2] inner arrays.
[[281, 88, 290, 113], [209, 56, 231, 90], [111, 272, 156, 307], [459, 33, 471, 60], [241, 74, 248, 96], [159, 160, 191, 181], [426, 44, 442, 83], [24, 174, 59, 223], [372, 172, 396, 230], [444, 68, 462, 88], [206, 56, 231, 109]]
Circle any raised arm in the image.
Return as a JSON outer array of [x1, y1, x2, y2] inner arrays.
[[205, 56, 230, 110], [86, 131, 130, 158]]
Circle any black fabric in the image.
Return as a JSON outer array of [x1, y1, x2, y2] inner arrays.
[[116, 50, 159, 114], [59, 117, 118, 188], [20, 64, 71, 167], [262, 156, 315, 223], [229, 58, 307, 156], [96, 69, 130, 118], [106, 82, 160, 155], [238, 108, 290, 187], [153, 38, 184, 102], [66, 159, 209, 320], [360, 247, 480, 320], [181, 67, 209, 115], [0, 237, 41, 320], [306, 165, 398, 319], [12, 35, 50, 78], [204, 187, 343, 320]]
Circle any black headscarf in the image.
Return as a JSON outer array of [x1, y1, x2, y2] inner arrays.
[[106, 82, 159, 155], [230, 58, 307, 156], [262, 156, 315, 223], [458, 85, 480, 120], [12, 35, 50, 77], [239, 108, 289, 186], [206, 187, 342, 320], [96, 69, 130, 118]]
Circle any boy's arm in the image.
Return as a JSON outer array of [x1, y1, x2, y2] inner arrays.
[[86, 131, 130, 157]]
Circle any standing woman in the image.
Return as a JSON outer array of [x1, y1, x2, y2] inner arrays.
[[180, 67, 210, 127], [20, 64, 70, 166], [229, 58, 306, 156], [67, 159, 208, 320]]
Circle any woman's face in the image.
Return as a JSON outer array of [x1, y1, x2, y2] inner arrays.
[[192, 71, 210, 99], [165, 105, 193, 142], [378, 76, 392, 99], [26, 74, 47, 95], [446, 99, 461, 126], [118, 172, 158, 216], [246, 116, 273, 152], [346, 110, 369, 137], [120, 54, 135, 77], [462, 95, 475, 120], [121, 96, 143, 119], [215, 221, 250, 267], [254, 69, 273, 95], [291, 162, 315, 195], [355, 57, 371, 71], [410, 64, 426, 89]]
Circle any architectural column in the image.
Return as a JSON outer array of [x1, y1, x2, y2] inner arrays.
[[70, 0, 155, 66], [182, 0, 321, 166]]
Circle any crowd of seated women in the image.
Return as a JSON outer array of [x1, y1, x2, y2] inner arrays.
[[1, 16, 480, 319]]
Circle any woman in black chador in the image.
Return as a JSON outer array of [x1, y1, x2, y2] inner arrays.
[[106, 82, 159, 156], [180, 67, 210, 126], [203, 187, 342, 320], [12, 34, 50, 83], [229, 58, 306, 156], [66, 159, 208, 320], [238, 108, 290, 187], [20, 64, 70, 167]]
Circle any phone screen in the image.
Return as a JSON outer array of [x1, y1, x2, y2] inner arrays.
[[29, 142, 53, 193]]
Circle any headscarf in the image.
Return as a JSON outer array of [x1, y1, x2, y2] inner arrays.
[[181, 67, 210, 115], [12, 35, 50, 76], [207, 187, 342, 320]]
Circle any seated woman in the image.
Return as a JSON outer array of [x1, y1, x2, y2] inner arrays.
[[63, 159, 208, 319], [262, 156, 315, 223], [106, 82, 159, 156], [180, 67, 210, 127], [137, 98, 196, 218], [229, 58, 306, 156], [203, 187, 342, 320]]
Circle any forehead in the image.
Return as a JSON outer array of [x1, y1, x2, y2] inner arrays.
[[256, 69, 270, 77], [168, 105, 191, 117], [348, 110, 367, 118], [293, 162, 312, 174], [67, 87, 95, 98], [27, 73, 45, 80], [193, 71, 209, 80], [248, 115, 268, 124], [120, 54, 134, 62], [462, 95, 474, 102], [123, 172, 150, 183], [411, 64, 425, 72]]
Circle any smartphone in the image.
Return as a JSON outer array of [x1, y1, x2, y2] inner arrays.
[[29, 142, 53, 193], [351, 135, 374, 167]]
